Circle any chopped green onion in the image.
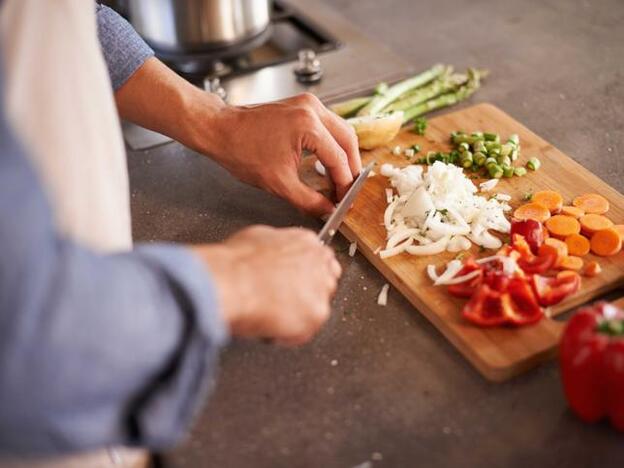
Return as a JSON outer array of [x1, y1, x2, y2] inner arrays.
[[527, 157, 541, 171], [412, 116, 428, 135], [514, 167, 527, 177]]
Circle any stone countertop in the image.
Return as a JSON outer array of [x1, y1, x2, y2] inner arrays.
[[127, 0, 624, 466]]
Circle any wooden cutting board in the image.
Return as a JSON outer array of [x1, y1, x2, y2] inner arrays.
[[302, 103, 624, 382]]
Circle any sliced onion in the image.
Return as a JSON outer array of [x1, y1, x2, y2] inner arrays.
[[434, 259, 463, 285], [314, 160, 326, 176], [377, 283, 390, 306], [380, 237, 413, 258], [439, 269, 481, 286], [348, 242, 357, 257], [387, 228, 419, 249], [385, 188, 394, 203], [427, 264, 440, 282], [479, 179, 499, 192], [384, 198, 399, 231], [447, 235, 471, 253], [405, 236, 450, 256], [476, 255, 506, 264]]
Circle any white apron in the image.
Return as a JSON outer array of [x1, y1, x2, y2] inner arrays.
[[1, 0, 145, 466]]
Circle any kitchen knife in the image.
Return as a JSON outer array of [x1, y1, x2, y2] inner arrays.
[[318, 161, 375, 244]]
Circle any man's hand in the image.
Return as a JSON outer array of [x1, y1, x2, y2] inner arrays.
[[115, 59, 361, 217], [192, 225, 341, 345], [208, 93, 361, 216]]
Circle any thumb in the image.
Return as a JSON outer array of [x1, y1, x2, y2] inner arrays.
[[284, 178, 335, 218]]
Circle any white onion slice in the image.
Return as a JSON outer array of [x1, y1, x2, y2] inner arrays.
[[314, 160, 326, 176], [348, 242, 357, 257], [434, 259, 463, 285], [377, 284, 390, 306], [439, 269, 481, 286], [387, 228, 419, 249], [427, 264, 440, 282], [405, 236, 450, 255], [479, 179, 499, 192], [385, 188, 394, 204], [379, 237, 413, 258]]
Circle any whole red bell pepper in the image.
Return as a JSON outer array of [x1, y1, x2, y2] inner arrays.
[[559, 301, 624, 431]]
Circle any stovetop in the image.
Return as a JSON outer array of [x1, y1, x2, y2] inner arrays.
[[156, 1, 342, 82], [122, 0, 412, 150]]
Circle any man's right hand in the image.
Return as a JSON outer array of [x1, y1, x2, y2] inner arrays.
[[191, 226, 341, 345]]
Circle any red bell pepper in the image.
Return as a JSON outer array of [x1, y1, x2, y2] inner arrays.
[[447, 258, 483, 298], [511, 219, 544, 254], [560, 302, 624, 431], [531, 272, 581, 307], [513, 234, 557, 274]]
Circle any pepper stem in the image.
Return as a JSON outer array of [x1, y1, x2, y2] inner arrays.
[[596, 319, 624, 336]]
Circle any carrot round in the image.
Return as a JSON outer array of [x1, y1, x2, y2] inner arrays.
[[565, 233, 590, 256], [533, 190, 563, 214], [613, 224, 624, 240], [514, 202, 551, 223], [579, 214, 614, 235], [573, 193, 610, 214], [584, 260, 602, 277], [558, 255, 584, 271], [590, 228, 622, 256], [561, 206, 585, 219], [540, 238, 568, 267], [545, 215, 581, 238]]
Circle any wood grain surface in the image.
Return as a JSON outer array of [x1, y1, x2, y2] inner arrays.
[[302, 103, 624, 382]]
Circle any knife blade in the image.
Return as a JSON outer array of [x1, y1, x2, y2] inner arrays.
[[318, 161, 375, 244]]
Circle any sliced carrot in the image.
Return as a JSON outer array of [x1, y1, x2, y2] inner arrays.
[[558, 255, 584, 271], [561, 206, 585, 219], [556, 270, 581, 281], [590, 228, 622, 256], [584, 260, 602, 277], [533, 190, 563, 214], [514, 202, 551, 223], [573, 193, 610, 214], [565, 233, 590, 256], [540, 238, 568, 267], [579, 214, 614, 235], [613, 224, 624, 241], [545, 215, 581, 239]]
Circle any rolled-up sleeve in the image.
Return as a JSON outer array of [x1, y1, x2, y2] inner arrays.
[[95, 4, 154, 90], [0, 80, 228, 455]]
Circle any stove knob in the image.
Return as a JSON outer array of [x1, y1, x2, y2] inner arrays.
[[206, 77, 227, 101], [294, 49, 323, 84]]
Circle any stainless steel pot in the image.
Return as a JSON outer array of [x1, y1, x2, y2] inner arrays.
[[127, 0, 271, 52]]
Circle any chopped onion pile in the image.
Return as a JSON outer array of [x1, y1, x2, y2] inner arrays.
[[379, 161, 511, 258]]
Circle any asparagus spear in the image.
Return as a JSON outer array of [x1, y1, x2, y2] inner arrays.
[[330, 96, 372, 118], [384, 72, 467, 112], [357, 64, 446, 116], [401, 68, 486, 123]]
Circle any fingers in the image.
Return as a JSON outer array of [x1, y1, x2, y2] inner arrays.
[[305, 124, 354, 201], [319, 108, 362, 177], [281, 177, 336, 217]]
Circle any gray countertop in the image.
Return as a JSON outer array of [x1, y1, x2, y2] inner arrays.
[[128, 0, 624, 466]]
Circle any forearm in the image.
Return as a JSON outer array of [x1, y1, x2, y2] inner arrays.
[[114, 57, 227, 156]]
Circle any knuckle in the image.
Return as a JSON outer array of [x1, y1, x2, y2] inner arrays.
[[298, 92, 318, 107]]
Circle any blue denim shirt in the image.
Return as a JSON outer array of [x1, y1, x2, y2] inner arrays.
[[0, 5, 228, 456]]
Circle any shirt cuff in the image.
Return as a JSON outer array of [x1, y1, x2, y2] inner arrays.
[[95, 5, 155, 90], [129, 244, 229, 448]]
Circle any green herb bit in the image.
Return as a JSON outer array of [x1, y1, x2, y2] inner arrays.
[[527, 157, 541, 171], [455, 252, 466, 260], [412, 117, 428, 135], [437, 208, 449, 216], [522, 191, 533, 201], [411, 144, 421, 153]]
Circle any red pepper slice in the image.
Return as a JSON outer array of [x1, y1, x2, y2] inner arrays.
[[504, 277, 543, 325], [517, 249, 557, 274], [462, 278, 543, 327], [560, 302, 624, 431], [531, 272, 581, 307], [447, 258, 483, 298], [511, 219, 544, 254], [462, 284, 507, 326]]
